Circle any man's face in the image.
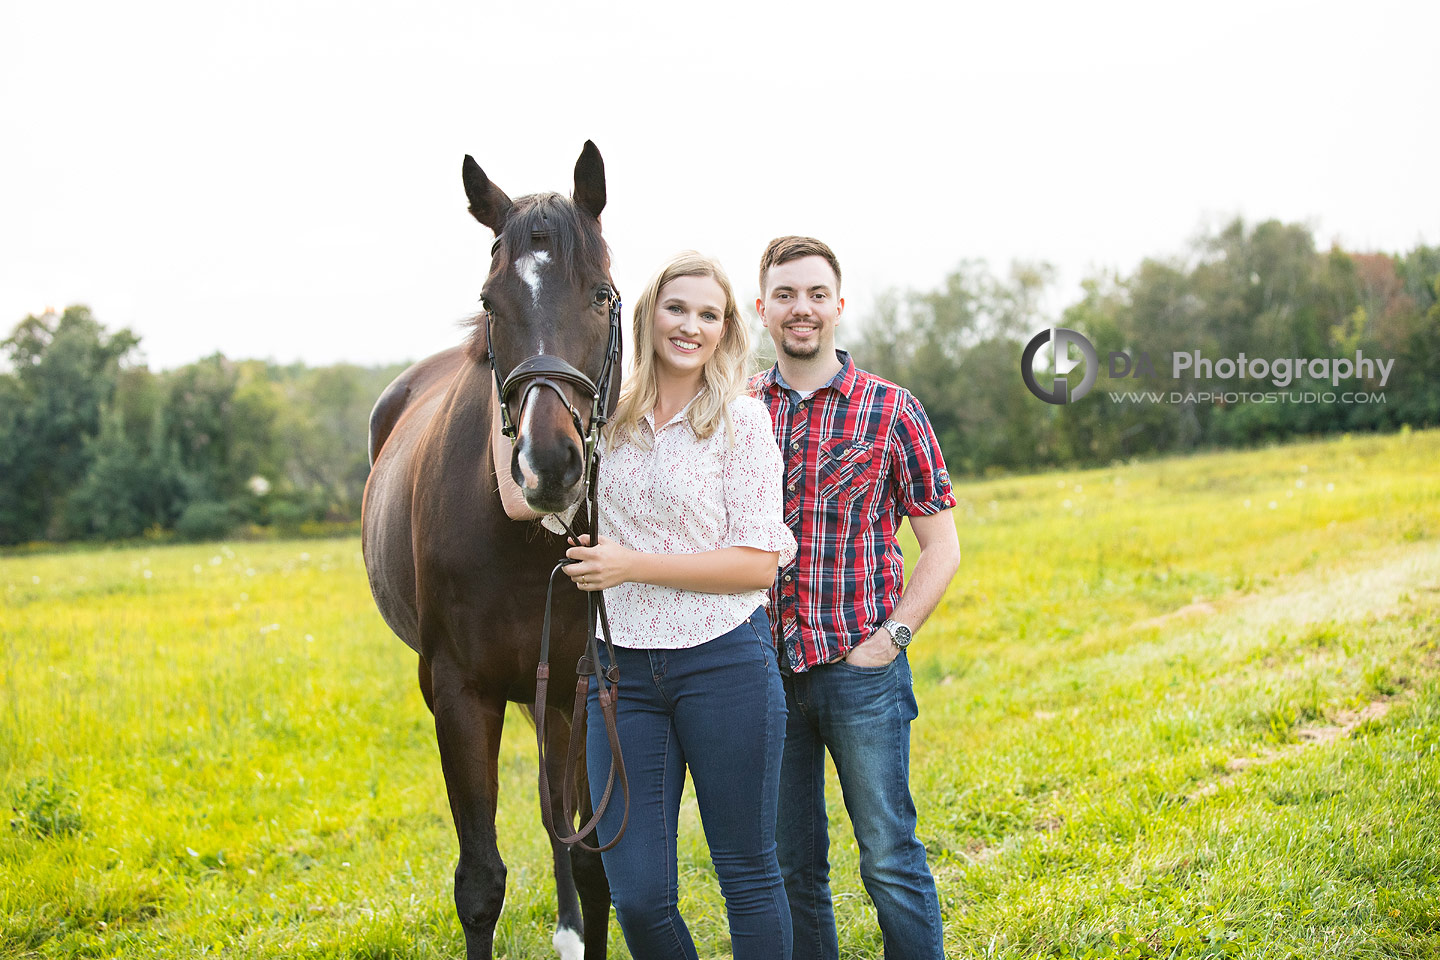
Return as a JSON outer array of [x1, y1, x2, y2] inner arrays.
[[757, 255, 844, 361]]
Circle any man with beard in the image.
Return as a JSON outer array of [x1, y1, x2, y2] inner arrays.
[[749, 236, 960, 960]]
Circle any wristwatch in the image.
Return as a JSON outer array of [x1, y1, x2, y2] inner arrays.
[[881, 619, 912, 648]]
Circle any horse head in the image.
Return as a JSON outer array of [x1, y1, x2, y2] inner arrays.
[[464, 141, 620, 514]]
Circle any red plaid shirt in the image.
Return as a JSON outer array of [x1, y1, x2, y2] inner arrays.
[[749, 351, 956, 672]]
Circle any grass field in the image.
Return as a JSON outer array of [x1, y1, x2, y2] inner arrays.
[[4, 428, 1440, 959]]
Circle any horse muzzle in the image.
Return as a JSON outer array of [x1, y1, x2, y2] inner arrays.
[[512, 387, 588, 513]]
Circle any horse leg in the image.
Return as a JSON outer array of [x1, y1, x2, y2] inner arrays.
[[541, 705, 586, 960], [431, 666, 507, 960], [418, 654, 435, 713], [571, 779, 612, 960]]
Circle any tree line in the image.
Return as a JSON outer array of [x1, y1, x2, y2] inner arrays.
[[0, 307, 403, 545], [851, 217, 1440, 475], [2, 217, 1436, 545]]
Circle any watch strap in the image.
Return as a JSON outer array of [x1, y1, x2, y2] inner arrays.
[[881, 618, 912, 647]]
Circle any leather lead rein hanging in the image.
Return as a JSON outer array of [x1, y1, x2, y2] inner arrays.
[[486, 276, 629, 850], [535, 452, 629, 852]]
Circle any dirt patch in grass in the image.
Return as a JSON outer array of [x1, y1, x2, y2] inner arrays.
[[1298, 698, 1393, 745], [1187, 697, 1398, 802], [1132, 599, 1218, 632]]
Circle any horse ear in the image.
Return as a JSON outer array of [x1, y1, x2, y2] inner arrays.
[[462, 155, 513, 232], [572, 140, 606, 220]]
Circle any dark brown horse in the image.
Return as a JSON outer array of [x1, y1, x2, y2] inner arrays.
[[362, 142, 619, 960]]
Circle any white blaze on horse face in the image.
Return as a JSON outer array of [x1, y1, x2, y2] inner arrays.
[[514, 389, 542, 491], [513, 383, 580, 501], [515, 250, 551, 314], [515, 446, 542, 493], [552, 925, 582, 960]]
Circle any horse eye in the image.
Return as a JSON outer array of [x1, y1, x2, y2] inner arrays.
[[594, 287, 612, 305], [480, 296, 493, 313]]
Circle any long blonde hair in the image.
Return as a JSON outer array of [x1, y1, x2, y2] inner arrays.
[[608, 251, 752, 449]]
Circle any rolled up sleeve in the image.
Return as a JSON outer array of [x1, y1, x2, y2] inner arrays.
[[892, 393, 957, 516]]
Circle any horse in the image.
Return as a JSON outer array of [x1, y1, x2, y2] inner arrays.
[[362, 142, 621, 960]]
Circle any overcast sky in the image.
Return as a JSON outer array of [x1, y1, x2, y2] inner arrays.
[[3, 0, 1436, 371]]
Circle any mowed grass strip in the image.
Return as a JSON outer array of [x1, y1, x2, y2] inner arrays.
[[3, 428, 1439, 959]]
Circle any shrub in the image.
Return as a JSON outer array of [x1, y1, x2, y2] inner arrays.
[[174, 501, 235, 541]]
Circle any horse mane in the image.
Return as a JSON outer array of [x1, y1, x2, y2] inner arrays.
[[464, 192, 610, 361]]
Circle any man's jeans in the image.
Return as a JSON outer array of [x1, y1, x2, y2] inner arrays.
[[587, 606, 792, 960], [776, 650, 944, 960]]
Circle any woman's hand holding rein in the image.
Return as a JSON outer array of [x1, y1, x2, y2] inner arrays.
[[563, 534, 636, 591]]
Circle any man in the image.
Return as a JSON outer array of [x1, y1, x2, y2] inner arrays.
[[749, 236, 961, 960]]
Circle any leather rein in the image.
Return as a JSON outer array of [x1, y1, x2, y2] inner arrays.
[[484, 238, 630, 852]]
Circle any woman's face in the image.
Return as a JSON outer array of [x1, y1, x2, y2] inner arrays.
[[651, 274, 727, 382]]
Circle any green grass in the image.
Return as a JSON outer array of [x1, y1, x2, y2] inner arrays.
[[4, 428, 1440, 958]]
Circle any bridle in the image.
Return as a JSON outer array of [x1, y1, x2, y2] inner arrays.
[[482, 233, 629, 852], [483, 243, 622, 467]]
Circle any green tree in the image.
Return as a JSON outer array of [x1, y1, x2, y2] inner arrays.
[[273, 364, 369, 521], [162, 355, 283, 513], [0, 307, 139, 543], [851, 261, 1057, 474], [63, 400, 187, 541]]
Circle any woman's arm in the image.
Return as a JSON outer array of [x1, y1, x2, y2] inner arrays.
[[563, 535, 777, 594], [564, 397, 789, 595]]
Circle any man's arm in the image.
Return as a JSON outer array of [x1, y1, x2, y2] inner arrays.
[[844, 509, 960, 666]]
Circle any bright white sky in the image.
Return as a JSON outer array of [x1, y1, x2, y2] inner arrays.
[[2, 0, 1436, 370]]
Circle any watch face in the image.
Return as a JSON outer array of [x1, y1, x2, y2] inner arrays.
[[890, 624, 912, 647]]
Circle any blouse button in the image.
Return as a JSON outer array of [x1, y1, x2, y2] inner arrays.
[[787, 481, 796, 492]]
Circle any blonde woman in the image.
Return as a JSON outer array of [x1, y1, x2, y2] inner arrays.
[[562, 252, 796, 960]]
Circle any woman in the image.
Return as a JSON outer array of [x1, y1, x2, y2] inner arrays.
[[562, 252, 796, 960]]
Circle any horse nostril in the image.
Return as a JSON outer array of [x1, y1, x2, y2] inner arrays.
[[561, 441, 584, 490]]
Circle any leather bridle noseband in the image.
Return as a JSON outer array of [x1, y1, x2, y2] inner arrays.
[[484, 281, 621, 469], [483, 233, 629, 852]]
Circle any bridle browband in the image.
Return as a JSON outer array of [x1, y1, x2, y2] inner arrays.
[[482, 230, 630, 852]]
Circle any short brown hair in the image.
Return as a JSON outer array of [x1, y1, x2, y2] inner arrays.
[[758, 236, 842, 295]]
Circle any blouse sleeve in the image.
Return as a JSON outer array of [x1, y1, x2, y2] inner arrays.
[[721, 397, 798, 566]]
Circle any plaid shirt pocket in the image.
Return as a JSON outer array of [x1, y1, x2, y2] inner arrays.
[[817, 437, 879, 500]]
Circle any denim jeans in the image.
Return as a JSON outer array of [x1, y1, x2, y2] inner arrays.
[[776, 651, 944, 960], [587, 605, 792, 960]]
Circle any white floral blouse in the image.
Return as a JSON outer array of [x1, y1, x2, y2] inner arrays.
[[596, 394, 796, 648]]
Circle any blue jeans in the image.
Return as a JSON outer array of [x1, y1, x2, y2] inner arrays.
[[587, 606, 792, 960], [776, 651, 944, 960]]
